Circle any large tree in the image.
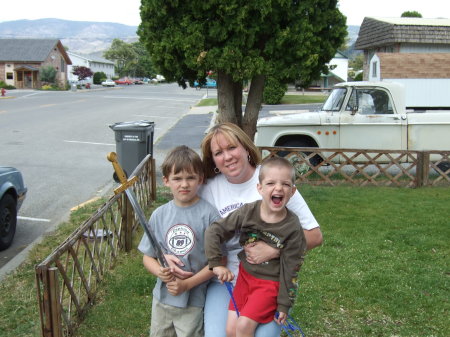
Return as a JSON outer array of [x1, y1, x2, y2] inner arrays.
[[139, 0, 346, 139], [104, 39, 155, 78]]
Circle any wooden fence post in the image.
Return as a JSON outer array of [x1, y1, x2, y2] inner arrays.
[[416, 151, 430, 187], [151, 158, 157, 201], [37, 266, 62, 337], [48, 267, 63, 337], [124, 195, 133, 252]]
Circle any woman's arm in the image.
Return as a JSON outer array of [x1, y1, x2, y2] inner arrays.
[[164, 254, 195, 279], [244, 226, 323, 264], [303, 227, 323, 250]]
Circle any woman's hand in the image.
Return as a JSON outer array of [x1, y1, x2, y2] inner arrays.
[[244, 241, 280, 264], [164, 254, 194, 279]]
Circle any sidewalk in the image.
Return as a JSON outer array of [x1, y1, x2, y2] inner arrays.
[[152, 105, 217, 183]]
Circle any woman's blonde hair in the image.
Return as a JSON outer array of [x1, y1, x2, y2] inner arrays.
[[201, 122, 262, 179]]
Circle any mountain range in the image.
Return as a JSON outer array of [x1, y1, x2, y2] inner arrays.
[[0, 18, 359, 56], [0, 18, 138, 54]]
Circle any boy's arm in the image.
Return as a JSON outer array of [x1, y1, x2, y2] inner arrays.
[[165, 265, 214, 296], [143, 255, 174, 283], [205, 207, 245, 268]]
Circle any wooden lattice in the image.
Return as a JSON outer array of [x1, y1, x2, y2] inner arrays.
[[35, 155, 156, 337], [260, 147, 450, 188]]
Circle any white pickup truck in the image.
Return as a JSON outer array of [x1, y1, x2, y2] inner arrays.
[[255, 81, 450, 168]]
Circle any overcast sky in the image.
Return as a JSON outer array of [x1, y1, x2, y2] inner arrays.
[[0, 0, 448, 26]]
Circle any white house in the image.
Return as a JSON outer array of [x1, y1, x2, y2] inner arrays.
[[67, 51, 115, 84], [308, 51, 348, 88]]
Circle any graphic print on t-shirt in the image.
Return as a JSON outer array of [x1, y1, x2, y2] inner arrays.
[[166, 224, 195, 256]]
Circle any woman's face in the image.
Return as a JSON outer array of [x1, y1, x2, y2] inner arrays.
[[210, 132, 255, 184]]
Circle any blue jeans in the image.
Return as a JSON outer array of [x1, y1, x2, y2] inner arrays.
[[204, 282, 281, 337]]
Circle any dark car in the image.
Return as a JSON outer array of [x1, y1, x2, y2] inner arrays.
[[0, 167, 27, 250]]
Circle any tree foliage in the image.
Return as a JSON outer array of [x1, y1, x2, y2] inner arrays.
[[401, 11, 422, 18], [103, 39, 155, 78], [139, 0, 346, 139], [39, 66, 57, 84], [93, 71, 107, 84], [72, 66, 94, 81]]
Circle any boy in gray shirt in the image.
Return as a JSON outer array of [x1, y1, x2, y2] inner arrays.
[[138, 145, 220, 337]]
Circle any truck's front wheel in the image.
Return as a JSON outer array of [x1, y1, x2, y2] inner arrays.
[[276, 139, 323, 176]]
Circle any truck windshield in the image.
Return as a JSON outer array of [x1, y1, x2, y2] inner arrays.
[[322, 88, 346, 111]]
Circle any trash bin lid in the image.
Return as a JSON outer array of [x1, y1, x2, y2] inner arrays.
[[109, 120, 154, 130]]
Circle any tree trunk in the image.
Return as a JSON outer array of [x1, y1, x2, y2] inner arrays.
[[243, 74, 265, 140], [217, 71, 242, 125], [217, 72, 264, 141]]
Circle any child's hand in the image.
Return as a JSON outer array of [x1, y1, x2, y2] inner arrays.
[[274, 311, 287, 325], [164, 254, 194, 279], [157, 266, 175, 283], [212, 266, 234, 284], [166, 278, 187, 296]]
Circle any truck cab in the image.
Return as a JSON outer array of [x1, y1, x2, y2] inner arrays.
[[256, 82, 408, 153]]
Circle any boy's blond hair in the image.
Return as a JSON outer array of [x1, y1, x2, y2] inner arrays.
[[161, 145, 204, 180], [259, 156, 296, 184]]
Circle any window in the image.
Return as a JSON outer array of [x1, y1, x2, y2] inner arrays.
[[6, 72, 13, 80], [346, 89, 393, 115], [322, 88, 347, 111], [61, 58, 65, 72], [372, 61, 377, 77]]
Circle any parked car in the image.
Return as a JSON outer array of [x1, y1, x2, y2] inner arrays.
[[133, 79, 144, 85], [0, 166, 27, 250], [114, 78, 133, 85], [194, 78, 217, 89], [101, 79, 116, 87]]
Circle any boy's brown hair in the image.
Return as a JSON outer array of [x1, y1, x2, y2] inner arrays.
[[161, 145, 204, 180], [259, 156, 296, 184]]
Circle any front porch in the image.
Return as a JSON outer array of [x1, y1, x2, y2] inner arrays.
[[14, 65, 39, 89]]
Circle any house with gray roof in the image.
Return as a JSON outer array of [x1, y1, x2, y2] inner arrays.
[[67, 51, 115, 84], [0, 38, 72, 89], [355, 17, 450, 80]]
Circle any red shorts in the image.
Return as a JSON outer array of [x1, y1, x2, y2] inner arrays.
[[228, 264, 279, 323]]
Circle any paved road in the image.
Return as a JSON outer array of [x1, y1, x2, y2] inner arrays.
[[0, 84, 318, 279], [0, 84, 206, 276]]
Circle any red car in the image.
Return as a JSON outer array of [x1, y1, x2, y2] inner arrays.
[[114, 78, 133, 85]]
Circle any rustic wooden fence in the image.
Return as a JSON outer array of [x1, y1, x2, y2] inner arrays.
[[259, 147, 450, 188], [35, 154, 156, 337]]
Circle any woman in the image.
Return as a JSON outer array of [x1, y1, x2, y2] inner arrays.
[[169, 123, 322, 337]]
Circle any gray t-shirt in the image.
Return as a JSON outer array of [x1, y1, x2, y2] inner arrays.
[[138, 198, 220, 308]]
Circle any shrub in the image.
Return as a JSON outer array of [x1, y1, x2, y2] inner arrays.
[[40, 66, 57, 84], [0, 81, 15, 89], [263, 77, 287, 104], [93, 72, 107, 84]]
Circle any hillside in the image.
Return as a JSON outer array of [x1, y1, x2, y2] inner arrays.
[[0, 18, 359, 56], [0, 18, 138, 54]]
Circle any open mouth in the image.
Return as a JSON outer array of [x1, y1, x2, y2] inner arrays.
[[271, 195, 283, 205]]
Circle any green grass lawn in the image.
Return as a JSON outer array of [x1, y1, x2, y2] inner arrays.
[[196, 93, 327, 107], [1, 186, 448, 337]]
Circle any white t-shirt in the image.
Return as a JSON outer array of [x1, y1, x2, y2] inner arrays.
[[199, 165, 319, 280]]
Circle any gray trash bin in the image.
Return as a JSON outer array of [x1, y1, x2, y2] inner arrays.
[[109, 120, 154, 178]]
